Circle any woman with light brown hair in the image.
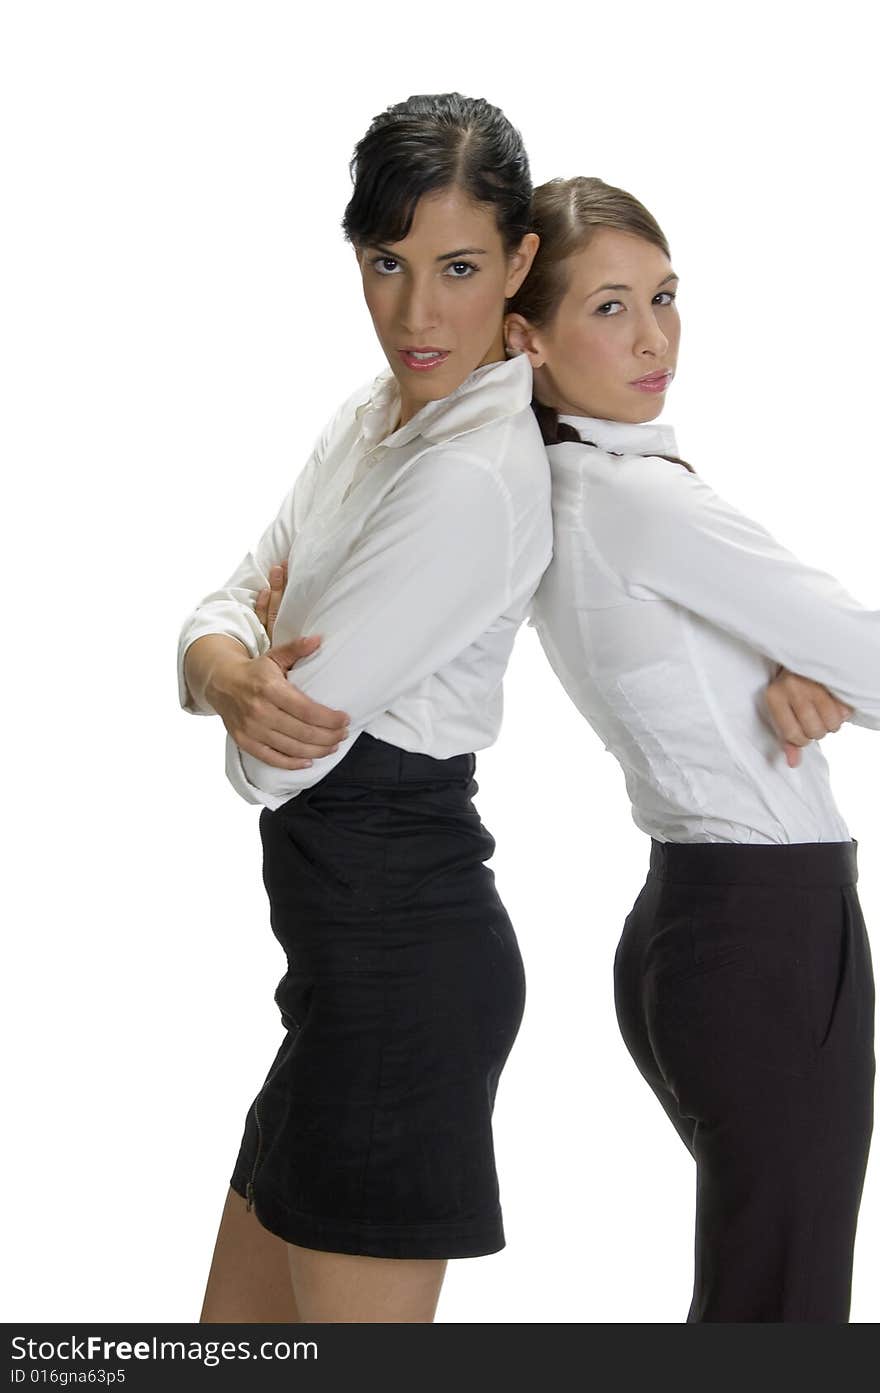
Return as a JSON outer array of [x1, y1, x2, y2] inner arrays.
[[503, 176, 878, 1322]]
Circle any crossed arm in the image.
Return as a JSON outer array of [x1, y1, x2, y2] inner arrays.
[[251, 564, 853, 770]]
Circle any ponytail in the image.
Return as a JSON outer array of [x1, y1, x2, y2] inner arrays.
[[532, 398, 694, 473]]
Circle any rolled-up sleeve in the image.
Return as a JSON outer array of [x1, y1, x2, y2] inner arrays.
[[227, 450, 515, 803], [176, 483, 299, 714], [176, 414, 336, 714], [593, 457, 880, 728]]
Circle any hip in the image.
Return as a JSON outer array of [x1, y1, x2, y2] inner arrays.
[[616, 840, 875, 1086], [259, 732, 506, 928], [623, 837, 863, 964]]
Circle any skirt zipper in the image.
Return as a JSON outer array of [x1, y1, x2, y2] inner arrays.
[[245, 1091, 264, 1213]]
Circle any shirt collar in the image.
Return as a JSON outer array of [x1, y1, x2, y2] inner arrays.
[[355, 353, 533, 451], [556, 412, 679, 457]]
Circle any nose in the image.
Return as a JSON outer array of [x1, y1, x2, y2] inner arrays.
[[398, 274, 440, 338], [634, 311, 669, 358]]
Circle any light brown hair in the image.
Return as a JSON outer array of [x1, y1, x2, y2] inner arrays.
[[510, 176, 692, 470]]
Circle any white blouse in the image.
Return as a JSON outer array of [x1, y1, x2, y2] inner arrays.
[[531, 413, 880, 844], [177, 353, 552, 809]]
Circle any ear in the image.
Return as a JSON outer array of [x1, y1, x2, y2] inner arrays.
[[504, 312, 547, 367], [504, 232, 540, 298]]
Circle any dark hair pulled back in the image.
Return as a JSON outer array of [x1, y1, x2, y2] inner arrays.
[[342, 93, 532, 254]]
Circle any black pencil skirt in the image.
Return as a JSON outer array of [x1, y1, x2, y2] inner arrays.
[[614, 838, 875, 1322], [228, 733, 526, 1259]]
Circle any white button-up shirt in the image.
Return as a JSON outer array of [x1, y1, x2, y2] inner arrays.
[[531, 413, 880, 844], [177, 353, 552, 809]]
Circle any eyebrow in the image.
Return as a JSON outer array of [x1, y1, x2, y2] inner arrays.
[[586, 271, 679, 297], [370, 245, 490, 263]]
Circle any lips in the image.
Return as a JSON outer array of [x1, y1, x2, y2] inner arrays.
[[398, 348, 450, 372], [630, 369, 673, 393]]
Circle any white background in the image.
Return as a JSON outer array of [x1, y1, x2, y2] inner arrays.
[[3, 0, 878, 1323]]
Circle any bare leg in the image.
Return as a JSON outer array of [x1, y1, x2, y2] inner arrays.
[[200, 1187, 301, 1323], [287, 1245, 447, 1323]]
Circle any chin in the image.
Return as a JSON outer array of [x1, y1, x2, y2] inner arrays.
[[390, 362, 471, 406], [626, 396, 666, 423]]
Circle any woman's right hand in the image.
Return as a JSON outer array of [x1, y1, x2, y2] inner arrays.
[[209, 560, 347, 768], [204, 637, 350, 770], [764, 667, 853, 769], [192, 559, 347, 771]]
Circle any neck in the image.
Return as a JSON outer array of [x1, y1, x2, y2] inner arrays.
[[396, 327, 508, 429]]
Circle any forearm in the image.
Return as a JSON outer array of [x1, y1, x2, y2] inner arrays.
[[182, 634, 252, 715], [176, 457, 319, 717], [602, 462, 880, 725]]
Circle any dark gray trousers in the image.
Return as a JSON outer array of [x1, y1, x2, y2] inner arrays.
[[614, 839, 875, 1322]]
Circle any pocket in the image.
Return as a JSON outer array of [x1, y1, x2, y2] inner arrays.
[[280, 818, 358, 896], [804, 886, 873, 1055], [647, 887, 813, 1089], [262, 798, 380, 905]]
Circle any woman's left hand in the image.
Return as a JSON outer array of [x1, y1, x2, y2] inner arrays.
[[764, 667, 854, 768]]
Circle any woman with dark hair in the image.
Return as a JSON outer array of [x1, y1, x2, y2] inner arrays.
[[177, 93, 547, 1322], [504, 176, 878, 1321]]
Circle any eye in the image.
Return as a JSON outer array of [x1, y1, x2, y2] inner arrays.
[[595, 300, 624, 316], [371, 256, 402, 276], [444, 261, 479, 278], [654, 290, 678, 306]]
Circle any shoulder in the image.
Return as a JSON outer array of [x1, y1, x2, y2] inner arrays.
[[440, 406, 550, 504], [546, 444, 709, 569], [586, 449, 707, 523], [423, 422, 551, 520], [400, 441, 517, 511], [548, 437, 695, 502], [600, 447, 693, 489]]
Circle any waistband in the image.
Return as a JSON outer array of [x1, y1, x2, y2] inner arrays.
[[319, 732, 476, 788], [648, 838, 858, 888]]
